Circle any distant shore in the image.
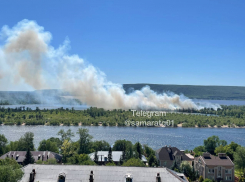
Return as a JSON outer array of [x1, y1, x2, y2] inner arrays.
[[1, 122, 245, 128]]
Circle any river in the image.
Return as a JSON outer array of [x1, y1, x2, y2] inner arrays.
[[1, 99, 245, 151], [1, 125, 245, 150]]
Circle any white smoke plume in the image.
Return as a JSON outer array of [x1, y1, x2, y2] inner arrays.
[[0, 20, 220, 110]]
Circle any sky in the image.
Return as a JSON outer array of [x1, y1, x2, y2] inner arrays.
[[0, 0, 245, 86]]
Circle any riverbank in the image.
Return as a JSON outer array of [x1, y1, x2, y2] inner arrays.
[[2, 122, 245, 128], [1, 106, 245, 128]]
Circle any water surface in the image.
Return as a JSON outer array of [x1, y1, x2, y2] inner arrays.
[[1, 125, 245, 150]]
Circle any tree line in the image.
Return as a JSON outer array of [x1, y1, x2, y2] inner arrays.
[[1, 106, 245, 127]]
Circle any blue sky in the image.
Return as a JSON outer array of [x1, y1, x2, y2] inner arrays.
[[0, 0, 244, 86]]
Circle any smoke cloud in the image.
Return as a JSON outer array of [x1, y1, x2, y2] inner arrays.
[[0, 20, 220, 110]]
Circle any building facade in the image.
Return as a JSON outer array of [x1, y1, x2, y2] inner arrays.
[[155, 146, 193, 168], [0, 151, 62, 164], [194, 152, 234, 182]]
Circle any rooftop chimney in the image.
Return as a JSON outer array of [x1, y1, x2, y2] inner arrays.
[[29, 169, 35, 182], [203, 152, 211, 158], [89, 170, 94, 182], [218, 153, 227, 158], [167, 147, 172, 153], [156, 173, 161, 182]]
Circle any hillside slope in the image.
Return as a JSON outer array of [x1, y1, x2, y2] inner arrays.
[[123, 84, 245, 100]]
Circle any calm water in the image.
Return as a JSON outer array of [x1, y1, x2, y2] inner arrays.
[[1, 125, 245, 150]]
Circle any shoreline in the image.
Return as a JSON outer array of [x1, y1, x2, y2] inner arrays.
[[1, 123, 245, 128]]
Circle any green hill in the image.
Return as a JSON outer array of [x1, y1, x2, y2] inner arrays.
[[1, 84, 245, 105], [123, 84, 245, 100]]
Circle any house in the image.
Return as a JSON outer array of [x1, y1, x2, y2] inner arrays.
[[185, 153, 194, 161], [155, 146, 193, 168], [89, 151, 147, 165], [194, 152, 234, 182], [0, 151, 62, 164], [20, 164, 188, 182]]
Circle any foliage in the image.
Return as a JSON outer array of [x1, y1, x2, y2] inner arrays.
[[0, 134, 7, 155], [57, 129, 74, 143], [38, 139, 59, 153], [113, 140, 133, 160], [48, 137, 62, 148], [36, 158, 58, 165], [18, 132, 35, 151], [77, 128, 93, 154], [1, 106, 245, 127], [61, 140, 75, 163], [199, 175, 204, 182], [91, 140, 110, 152], [148, 154, 158, 167], [193, 146, 206, 156], [143, 144, 155, 157], [170, 160, 179, 171], [215, 144, 235, 160], [5, 141, 19, 152], [238, 176, 245, 182], [108, 147, 112, 163], [180, 161, 198, 181], [0, 158, 24, 182], [23, 148, 35, 166], [204, 136, 226, 154], [203, 179, 213, 182], [234, 147, 245, 171], [66, 154, 95, 165], [122, 158, 145, 167], [45, 158, 58, 164], [106, 162, 116, 166], [94, 151, 98, 163], [134, 142, 143, 160]]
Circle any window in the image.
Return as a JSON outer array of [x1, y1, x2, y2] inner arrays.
[[126, 178, 132, 182], [225, 169, 231, 174], [104, 157, 107, 162], [226, 176, 232, 181], [198, 158, 202, 163], [208, 169, 214, 174]]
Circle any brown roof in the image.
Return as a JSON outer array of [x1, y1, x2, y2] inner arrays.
[[156, 146, 192, 161], [0, 151, 62, 163], [198, 153, 234, 166]]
